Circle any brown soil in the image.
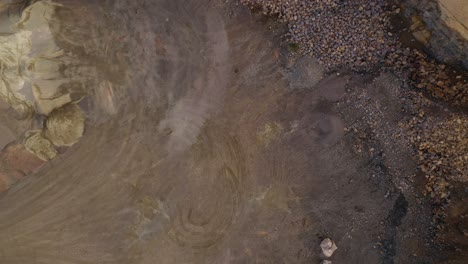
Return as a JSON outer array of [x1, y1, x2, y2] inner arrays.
[[0, 0, 466, 263]]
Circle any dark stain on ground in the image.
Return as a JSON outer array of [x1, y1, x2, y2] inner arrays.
[[382, 193, 409, 264]]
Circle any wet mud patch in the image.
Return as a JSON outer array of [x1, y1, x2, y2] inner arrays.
[[382, 193, 409, 264]]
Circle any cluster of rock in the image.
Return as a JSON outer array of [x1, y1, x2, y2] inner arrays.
[[241, 0, 391, 72], [403, 108, 468, 228], [240, 0, 468, 241], [386, 48, 468, 107], [2, 1, 86, 152], [320, 238, 338, 263], [241, 0, 468, 106], [0, 1, 86, 191]]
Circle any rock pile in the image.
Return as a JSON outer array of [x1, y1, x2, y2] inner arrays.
[[398, 98, 468, 231], [240, 0, 468, 106], [418, 116, 468, 184], [240, 0, 468, 240], [405, 51, 468, 107], [241, 0, 392, 71], [385, 46, 468, 107], [0, 1, 87, 193], [403, 111, 468, 224]]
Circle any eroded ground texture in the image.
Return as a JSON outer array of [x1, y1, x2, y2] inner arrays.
[[0, 0, 466, 263]]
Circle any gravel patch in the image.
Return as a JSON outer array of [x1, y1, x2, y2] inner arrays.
[[240, 0, 468, 106]]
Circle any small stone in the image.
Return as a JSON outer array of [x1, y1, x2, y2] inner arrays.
[[322, 260, 332, 264], [321, 238, 338, 257], [23, 130, 57, 161]]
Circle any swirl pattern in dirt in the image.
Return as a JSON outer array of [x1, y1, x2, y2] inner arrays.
[[168, 131, 246, 248]]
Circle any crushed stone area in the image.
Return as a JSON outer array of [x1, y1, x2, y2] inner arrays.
[[240, 0, 468, 106], [239, 0, 468, 260]]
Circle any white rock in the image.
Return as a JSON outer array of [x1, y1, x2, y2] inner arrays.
[[320, 238, 338, 257]]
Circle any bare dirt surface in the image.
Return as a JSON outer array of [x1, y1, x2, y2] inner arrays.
[[0, 0, 466, 264]]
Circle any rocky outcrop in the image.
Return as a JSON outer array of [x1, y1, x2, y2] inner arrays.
[[403, 0, 468, 70], [0, 1, 88, 193], [438, 0, 468, 40], [0, 1, 90, 118]]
